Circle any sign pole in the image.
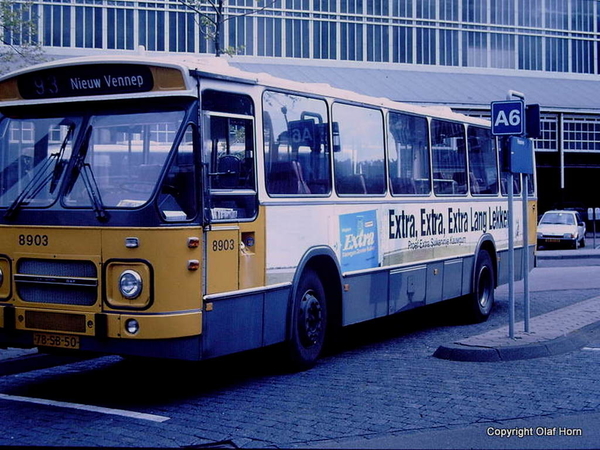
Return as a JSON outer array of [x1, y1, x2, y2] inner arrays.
[[492, 91, 535, 340], [594, 210, 597, 249], [504, 91, 523, 340], [507, 169, 515, 339], [522, 174, 530, 333], [592, 208, 597, 249]]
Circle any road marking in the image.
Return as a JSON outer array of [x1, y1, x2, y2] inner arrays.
[[582, 347, 600, 351], [0, 393, 170, 422]]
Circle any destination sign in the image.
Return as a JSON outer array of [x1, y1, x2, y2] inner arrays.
[[17, 64, 154, 99]]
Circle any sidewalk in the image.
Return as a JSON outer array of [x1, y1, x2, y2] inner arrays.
[[433, 247, 600, 362], [434, 295, 600, 362]]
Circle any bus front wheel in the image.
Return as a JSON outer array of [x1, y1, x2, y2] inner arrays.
[[466, 250, 495, 323], [286, 269, 328, 371]]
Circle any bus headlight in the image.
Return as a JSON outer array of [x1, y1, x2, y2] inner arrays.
[[119, 270, 143, 299], [105, 261, 152, 309]]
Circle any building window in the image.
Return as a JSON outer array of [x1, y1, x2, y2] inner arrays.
[[169, 11, 196, 53], [44, 2, 71, 47], [564, 116, 600, 152], [546, 38, 569, 73], [258, 16, 283, 57], [139, 4, 165, 51], [392, 25, 413, 63], [107, 4, 134, 50], [490, 34, 515, 69], [75, 2, 103, 49], [536, 115, 559, 152]]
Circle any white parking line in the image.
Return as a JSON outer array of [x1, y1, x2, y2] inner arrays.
[[0, 393, 170, 422], [582, 347, 600, 351]]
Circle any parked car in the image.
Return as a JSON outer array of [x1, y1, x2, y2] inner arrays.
[[551, 201, 590, 227], [537, 210, 586, 249]]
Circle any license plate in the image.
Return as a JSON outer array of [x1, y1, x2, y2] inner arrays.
[[33, 332, 80, 349], [545, 238, 560, 243]]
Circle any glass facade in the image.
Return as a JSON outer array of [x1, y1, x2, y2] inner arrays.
[[3, 0, 598, 75]]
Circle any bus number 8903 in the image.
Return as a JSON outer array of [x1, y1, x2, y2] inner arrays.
[[212, 239, 235, 252]]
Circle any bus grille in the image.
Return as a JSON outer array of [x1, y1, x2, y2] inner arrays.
[[16, 259, 98, 306]]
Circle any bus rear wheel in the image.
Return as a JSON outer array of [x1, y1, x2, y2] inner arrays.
[[286, 269, 327, 371], [466, 250, 495, 323]]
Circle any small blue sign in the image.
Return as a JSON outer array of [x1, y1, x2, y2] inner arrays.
[[339, 210, 379, 272], [491, 100, 525, 136], [509, 136, 534, 174]]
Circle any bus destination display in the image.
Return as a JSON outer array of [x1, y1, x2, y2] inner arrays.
[[17, 64, 154, 99]]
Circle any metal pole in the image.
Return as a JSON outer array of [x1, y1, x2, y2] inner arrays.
[[593, 210, 597, 249], [522, 174, 530, 333], [508, 170, 515, 339]]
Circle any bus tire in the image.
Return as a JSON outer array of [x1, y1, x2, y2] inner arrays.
[[286, 269, 327, 371], [467, 250, 495, 323]]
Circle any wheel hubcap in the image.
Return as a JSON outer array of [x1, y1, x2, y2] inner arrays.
[[299, 291, 322, 347], [478, 266, 492, 309]]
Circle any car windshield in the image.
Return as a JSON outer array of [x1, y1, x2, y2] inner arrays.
[[540, 212, 575, 225], [0, 109, 185, 212]]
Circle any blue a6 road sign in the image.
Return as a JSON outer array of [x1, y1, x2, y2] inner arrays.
[[491, 100, 524, 136]]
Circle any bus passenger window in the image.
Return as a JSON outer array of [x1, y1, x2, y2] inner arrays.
[[467, 127, 499, 195], [431, 120, 467, 195], [263, 91, 331, 196], [159, 125, 197, 221], [332, 103, 385, 196], [388, 112, 431, 195]]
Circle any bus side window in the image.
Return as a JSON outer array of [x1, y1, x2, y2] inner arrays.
[[431, 120, 467, 195], [159, 124, 197, 222], [263, 91, 331, 196], [388, 112, 431, 195], [467, 126, 499, 195], [332, 103, 385, 196]]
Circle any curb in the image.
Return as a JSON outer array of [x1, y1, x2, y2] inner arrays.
[[537, 252, 600, 260], [434, 320, 600, 362]]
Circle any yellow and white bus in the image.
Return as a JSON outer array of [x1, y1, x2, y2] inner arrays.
[[0, 56, 536, 369]]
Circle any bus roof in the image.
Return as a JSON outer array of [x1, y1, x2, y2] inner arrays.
[[0, 54, 490, 126]]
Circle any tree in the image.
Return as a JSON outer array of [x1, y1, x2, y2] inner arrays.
[[0, 0, 44, 74], [178, 0, 278, 57]]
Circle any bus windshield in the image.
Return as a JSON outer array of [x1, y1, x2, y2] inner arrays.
[[0, 115, 80, 209], [0, 108, 186, 213]]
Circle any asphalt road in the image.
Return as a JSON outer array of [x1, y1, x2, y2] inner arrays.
[[0, 253, 599, 449]]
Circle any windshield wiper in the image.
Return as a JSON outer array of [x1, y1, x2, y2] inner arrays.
[[5, 125, 74, 219], [70, 126, 109, 222]]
